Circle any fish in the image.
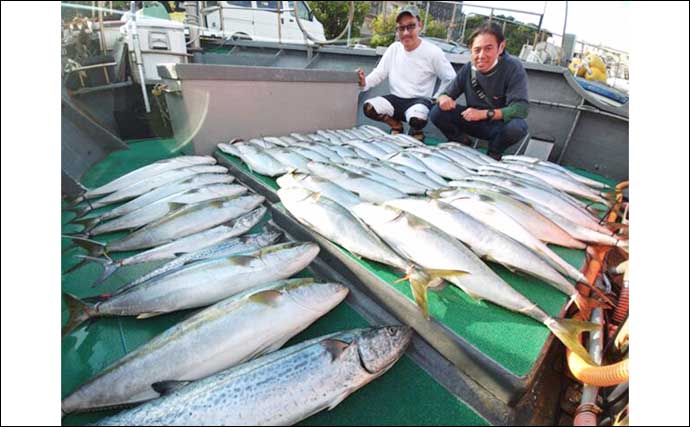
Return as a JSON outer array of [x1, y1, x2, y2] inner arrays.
[[85, 184, 249, 236], [441, 182, 586, 249], [218, 142, 289, 177], [61, 278, 347, 415], [501, 155, 611, 189], [114, 226, 283, 293], [386, 197, 590, 312], [95, 326, 411, 426], [278, 187, 442, 315], [76, 165, 228, 210], [405, 148, 473, 180], [465, 175, 611, 235], [306, 162, 405, 204], [343, 139, 390, 160], [73, 208, 270, 285], [102, 195, 266, 253], [490, 162, 612, 205], [66, 156, 217, 204], [265, 148, 311, 173], [69, 173, 235, 223], [62, 242, 320, 336], [530, 203, 628, 248], [386, 152, 448, 186], [341, 157, 428, 195], [436, 189, 589, 284], [351, 203, 598, 364], [276, 172, 362, 210]]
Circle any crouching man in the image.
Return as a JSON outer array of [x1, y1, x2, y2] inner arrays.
[[430, 23, 529, 159], [358, 6, 456, 141]]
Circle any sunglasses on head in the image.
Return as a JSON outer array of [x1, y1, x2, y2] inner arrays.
[[396, 23, 417, 33]]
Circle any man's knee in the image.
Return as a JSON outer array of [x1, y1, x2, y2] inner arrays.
[[363, 102, 385, 121], [503, 119, 528, 144], [429, 104, 443, 125]]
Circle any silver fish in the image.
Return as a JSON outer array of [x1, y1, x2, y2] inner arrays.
[[62, 242, 320, 335], [96, 327, 411, 426], [61, 278, 347, 415]]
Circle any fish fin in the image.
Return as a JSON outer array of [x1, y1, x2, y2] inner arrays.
[[310, 192, 322, 202], [404, 268, 469, 320], [547, 318, 599, 365], [64, 194, 85, 207], [136, 312, 165, 320], [249, 289, 283, 307], [62, 235, 106, 257], [62, 293, 95, 338], [228, 255, 256, 266], [151, 380, 191, 396], [321, 339, 355, 361], [67, 205, 94, 221], [167, 202, 188, 211], [69, 216, 101, 232]]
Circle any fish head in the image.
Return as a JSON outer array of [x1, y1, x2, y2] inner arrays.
[[283, 280, 349, 314], [355, 326, 411, 374], [351, 203, 402, 226]]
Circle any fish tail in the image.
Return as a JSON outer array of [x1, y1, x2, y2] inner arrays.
[[62, 293, 96, 338], [62, 235, 106, 257], [547, 318, 599, 365]]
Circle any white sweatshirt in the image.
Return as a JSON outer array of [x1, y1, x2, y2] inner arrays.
[[363, 40, 457, 99]]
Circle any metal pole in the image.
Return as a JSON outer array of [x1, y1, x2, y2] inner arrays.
[[277, 1, 282, 44], [533, 2, 545, 47], [488, 8, 493, 24], [129, 1, 151, 113], [447, 2, 457, 41], [560, 1, 568, 65], [460, 13, 468, 44], [98, 1, 106, 54]]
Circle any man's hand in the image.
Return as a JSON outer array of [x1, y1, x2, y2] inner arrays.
[[437, 94, 456, 111], [356, 68, 366, 87], [461, 108, 488, 122]]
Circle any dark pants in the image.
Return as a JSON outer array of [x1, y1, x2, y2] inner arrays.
[[429, 105, 528, 157]]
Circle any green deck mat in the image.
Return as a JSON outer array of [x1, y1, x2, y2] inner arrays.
[[62, 139, 487, 426]]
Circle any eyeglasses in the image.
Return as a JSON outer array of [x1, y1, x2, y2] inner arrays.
[[396, 23, 417, 34]]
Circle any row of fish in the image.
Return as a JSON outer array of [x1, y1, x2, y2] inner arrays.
[[216, 126, 627, 365], [62, 155, 409, 424]]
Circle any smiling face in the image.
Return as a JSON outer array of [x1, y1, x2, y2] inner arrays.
[[396, 13, 422, 51], [471, 33, 505, 73]]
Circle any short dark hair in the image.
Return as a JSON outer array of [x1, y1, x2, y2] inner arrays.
[[468, 23, 505, 47]]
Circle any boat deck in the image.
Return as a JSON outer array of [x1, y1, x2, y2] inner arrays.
[[61, 138, 488, 426]]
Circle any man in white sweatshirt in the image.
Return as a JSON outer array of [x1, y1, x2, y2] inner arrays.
[[358, 6, 456, 141]]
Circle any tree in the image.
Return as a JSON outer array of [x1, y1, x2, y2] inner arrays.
[[370, 6, 450, 48], [306, 1, 371, 40], [461, 14, 550, 56]]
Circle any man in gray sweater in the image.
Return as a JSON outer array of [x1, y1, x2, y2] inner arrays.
[[430, 23, 529, 159]]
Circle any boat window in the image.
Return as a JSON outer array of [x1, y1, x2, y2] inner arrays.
[[287, 1, 311, 20], [206, 1, 218, 7], [256, 1, 278, 10], [228, 1, 252, 7]]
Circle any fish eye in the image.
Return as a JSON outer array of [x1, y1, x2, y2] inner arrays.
[[386, 327, 398, 336]]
